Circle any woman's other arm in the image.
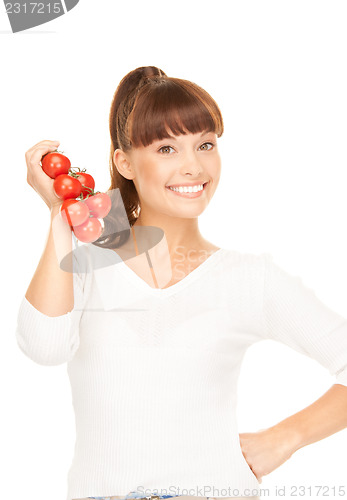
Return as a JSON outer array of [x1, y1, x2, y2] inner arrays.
[[239, 384, 347, 483], [239, 254, 347, 482], [270, 383, 347, 452]]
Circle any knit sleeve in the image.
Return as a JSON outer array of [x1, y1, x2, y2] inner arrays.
[[15, 236, 91, 367], [262, 253, 347, 387]]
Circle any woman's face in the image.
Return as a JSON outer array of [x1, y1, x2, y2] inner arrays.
[[114, 130, 221, 220]]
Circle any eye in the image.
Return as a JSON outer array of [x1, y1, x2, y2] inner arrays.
[[158, 145, 175, 154], [199, 142, 215, 151], [158, 141, 215, 154]]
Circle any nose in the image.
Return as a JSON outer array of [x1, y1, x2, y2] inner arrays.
[[180, 149, 203, 176]]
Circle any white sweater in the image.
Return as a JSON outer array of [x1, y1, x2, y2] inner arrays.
[[15, 238, 347, 500]]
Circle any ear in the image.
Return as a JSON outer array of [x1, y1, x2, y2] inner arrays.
[[113, 149, 135, 181]]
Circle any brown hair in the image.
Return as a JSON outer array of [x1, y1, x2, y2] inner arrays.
[[92, 66, 224, 250]]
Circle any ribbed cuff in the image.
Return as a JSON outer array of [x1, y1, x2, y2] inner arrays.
[[335, 367, 347, 387]]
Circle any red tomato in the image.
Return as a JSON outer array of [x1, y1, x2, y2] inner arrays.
[[41, 152, 71, 179], [60, 199, 90, 227], [75, 172, 95, 198], [54, 174, 82, 200], [73, 217, 103, 243], [84, 193, 112, 218]]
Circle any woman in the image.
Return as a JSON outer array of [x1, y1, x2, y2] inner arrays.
[[17, 66, 347, 500]]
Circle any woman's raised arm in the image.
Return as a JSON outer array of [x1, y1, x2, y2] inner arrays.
[[15, 140, 89, 366]]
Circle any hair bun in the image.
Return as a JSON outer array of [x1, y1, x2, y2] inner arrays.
[[138, 66, 167, 87]]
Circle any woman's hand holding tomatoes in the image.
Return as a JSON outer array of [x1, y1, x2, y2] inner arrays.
[[36, 145, 112, 243], [25, 140, 64, 210]]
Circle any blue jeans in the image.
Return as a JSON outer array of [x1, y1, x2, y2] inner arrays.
[[88, 491, 183, 500]]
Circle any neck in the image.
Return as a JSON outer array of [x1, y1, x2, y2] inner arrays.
[[133, 214, 207, 256]]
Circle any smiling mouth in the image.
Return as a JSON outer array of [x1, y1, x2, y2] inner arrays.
[[165, 181, 209, 197], [166, 181, 208, 189]]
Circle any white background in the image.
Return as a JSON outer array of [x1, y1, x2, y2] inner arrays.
[[1, 1, 347, 499]]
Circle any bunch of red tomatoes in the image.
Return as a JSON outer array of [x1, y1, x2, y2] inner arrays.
[[41, 150, 112, 243]]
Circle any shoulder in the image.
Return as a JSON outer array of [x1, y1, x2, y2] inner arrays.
[[216, 249, 269, 295], [219, 247, 270, 269]]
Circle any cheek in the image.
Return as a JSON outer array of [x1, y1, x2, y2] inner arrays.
[[206, 157, 221, 180], [138, 166, 166, 194], [214, 155, 222, 174], [213, 165, 222, 182]]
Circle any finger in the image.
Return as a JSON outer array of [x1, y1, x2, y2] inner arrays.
[[27, 144, 60, 168], [25, 140, 60, 159], [27, 149, 53, 173], [29, 139, 60, 150]]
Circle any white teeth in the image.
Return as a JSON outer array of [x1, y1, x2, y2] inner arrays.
[[169, 184, 204, 193]]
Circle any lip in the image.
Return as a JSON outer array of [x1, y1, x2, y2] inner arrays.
[[165, 181, 209, 198], [166, 181, 208, 188]]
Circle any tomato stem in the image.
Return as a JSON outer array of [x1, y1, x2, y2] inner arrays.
[[66, 167, 102, 200], [69, 166, 87, 175]]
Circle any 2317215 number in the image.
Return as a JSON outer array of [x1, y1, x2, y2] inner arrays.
[[5, 2, 63, 14]]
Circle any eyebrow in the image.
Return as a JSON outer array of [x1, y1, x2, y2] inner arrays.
[[164, 131, 214, 141]]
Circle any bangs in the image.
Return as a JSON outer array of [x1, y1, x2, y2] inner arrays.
[[127, 78, 224, 148]]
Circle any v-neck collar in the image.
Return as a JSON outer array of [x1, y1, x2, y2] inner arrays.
[[114, 247, 225, 298]]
